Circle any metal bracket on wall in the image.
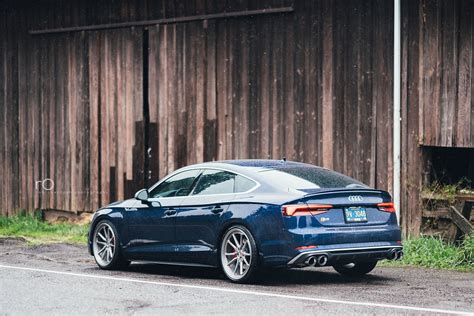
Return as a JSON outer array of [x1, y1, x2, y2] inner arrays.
[[29, 7, 294, 35]]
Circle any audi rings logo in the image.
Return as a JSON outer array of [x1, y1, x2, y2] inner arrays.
[[348, 195, 363, 202]]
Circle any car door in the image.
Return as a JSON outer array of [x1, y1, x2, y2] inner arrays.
[[174, 169, 257, 265], [124, 169, 202, 261]]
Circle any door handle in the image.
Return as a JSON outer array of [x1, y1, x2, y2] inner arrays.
[[164, 209, 177, 216], [211, 205, 224, 214]]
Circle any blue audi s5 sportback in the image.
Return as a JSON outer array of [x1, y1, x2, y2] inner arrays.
[[88, 160, 403, 283]]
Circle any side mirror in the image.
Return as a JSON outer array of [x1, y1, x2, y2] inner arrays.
[[134, 189, 149, 201]]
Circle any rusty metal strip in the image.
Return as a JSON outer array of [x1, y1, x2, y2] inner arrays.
[[29, 7, 294, 35]]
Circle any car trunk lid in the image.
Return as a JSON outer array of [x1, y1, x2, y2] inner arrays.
[[287, 188, 393, 227]]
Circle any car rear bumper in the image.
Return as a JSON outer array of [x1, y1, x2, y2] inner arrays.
[[287, 245, 403, 267]]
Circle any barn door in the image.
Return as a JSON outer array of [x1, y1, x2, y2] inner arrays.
[[88, 28, 145, 208], [147, 21, 217, 180]]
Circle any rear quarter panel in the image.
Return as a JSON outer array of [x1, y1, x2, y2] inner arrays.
[[223, 203, 294, 267]]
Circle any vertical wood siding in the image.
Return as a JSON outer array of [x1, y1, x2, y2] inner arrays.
[[417, 0, 474, 147], [400, 0, 474, 236], [147, 0, 394, 195], [1, 1, 146, 213], [1, 0, 472, 236]]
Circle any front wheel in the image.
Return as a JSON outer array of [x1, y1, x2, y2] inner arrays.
[[92, 220, 130, 270], [332, 261, 378, 277], [220, 225, 258, 283]]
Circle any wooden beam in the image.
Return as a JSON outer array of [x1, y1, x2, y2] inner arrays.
[[421, 192, 474, 202], [449, 205, 473, 235], [454, 201, 473, 241], [29, 7, 294, 35], [422, 208, 451, 218]]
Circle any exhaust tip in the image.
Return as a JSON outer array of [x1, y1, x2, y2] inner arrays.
[[317, 255, 328, 266], [388, 249, 398, 260], [305, 256, 317, 267], [396, 250, 404, 260]]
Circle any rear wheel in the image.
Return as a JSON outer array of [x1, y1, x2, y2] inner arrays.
[[92, 220, 130, 270], [220, 225, 258, 283], [333, 261, 377, 276]]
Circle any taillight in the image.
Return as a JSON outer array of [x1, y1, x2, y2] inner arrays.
[[295, 245, 317, 251], [377, 202, 396, 213], [282, 204, 333, 216]]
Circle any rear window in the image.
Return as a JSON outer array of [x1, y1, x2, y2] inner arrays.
[[191, 169, 257, 196], [192, 170, 235, 195], [258, 166, 366, 189]]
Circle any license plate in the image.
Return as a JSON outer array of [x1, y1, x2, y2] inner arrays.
[[344, 207, 367, 223]]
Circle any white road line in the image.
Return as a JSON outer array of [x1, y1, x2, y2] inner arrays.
[[0, 264, 472, 315]]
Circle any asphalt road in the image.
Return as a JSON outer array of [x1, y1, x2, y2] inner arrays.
[[0, 239, 473, 315]]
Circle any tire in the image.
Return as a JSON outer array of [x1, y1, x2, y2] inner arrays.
[[220, 225, 259, 283], [92, 220, 130, 270], [333, 261, 378, 277]]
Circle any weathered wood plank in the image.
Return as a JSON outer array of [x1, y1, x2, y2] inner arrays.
[[88, 31, 100, 211], [449, 205, 473, 235], [148, 25, 160, 184], [175, 22, 187, 168], [422, 208, 451, 219], [259, 14, 271, 159], [283, 10, 294, 161], [225, 18, 234, 159], [321, 0, 333, 170], [132, 27, 144, 192], [1, 6, 7, 215], [215, 18, 227, 161], [99, 30, 110, 206], [157, 24, 169, 178], [247, 14, 258, 159], [205, 19, 217, 162], [185, 21, 196, 166], [117, 30, 125, 201], [439, 0, 457, 147], [239, 18, 249, 159], [332, 0, 345, 175], [17, 8, 29, 213], [293, 0, 304, 163], [69, 33, 78, 211], [195, 20, 205, 163], [456, 0, 473, 147], [271, 11, 284, 159]]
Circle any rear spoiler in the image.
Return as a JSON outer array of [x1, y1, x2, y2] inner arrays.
[[301, 188, 391, 199]]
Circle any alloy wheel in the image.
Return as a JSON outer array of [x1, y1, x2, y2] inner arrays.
[[221, 227, 253, 281], [93, 222, 116, 267]]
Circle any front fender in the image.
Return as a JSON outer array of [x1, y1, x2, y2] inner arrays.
[[87, 208, 126, 255]]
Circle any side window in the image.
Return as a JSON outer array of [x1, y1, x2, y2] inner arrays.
[[148, 169, 201, 198], [234, 175, 257, 193], [192, 170, 236, 196]]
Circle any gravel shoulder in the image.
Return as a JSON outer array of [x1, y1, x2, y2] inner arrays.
[[1, 240, 473, 315]]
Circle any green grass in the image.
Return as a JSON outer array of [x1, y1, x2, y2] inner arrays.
[[0, 214, 89, 245], [381, 235, 474, 272]]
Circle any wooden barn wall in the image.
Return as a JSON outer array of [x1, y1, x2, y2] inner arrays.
[[9, 0, 471, 237], [0, 1, 146, 214], [1, 0, 396, 218], [400, 0, 474, 236], [147, 0, 395, 186], [417, 0, 474, 148]]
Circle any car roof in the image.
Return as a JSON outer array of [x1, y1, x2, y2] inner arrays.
[[189, 159, 316, 169], [152, 160, 359, 203], [221, 159, 313, 168], [174, 159, 325, 184], [167, 160, 310, 197]]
